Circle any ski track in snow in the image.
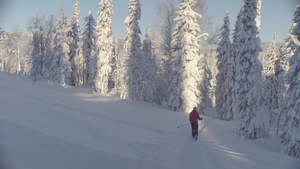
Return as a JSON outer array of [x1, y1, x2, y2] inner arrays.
[[176, 116, 300, 169], [175, 118, 226, 169], [0, 72, 299, 169]]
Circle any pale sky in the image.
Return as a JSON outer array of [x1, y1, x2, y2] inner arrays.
[[0, 0, 299, 42]]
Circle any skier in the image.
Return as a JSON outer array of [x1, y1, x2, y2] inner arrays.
[[189, 107, 202, 140]]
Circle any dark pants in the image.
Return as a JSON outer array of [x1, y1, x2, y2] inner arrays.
[[191, 123, 198, 137]]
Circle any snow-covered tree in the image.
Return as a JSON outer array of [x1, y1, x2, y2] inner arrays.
[[215, 11, 233, 121], [233, 0, 269, 139], [111, 36, 119, 87], [51, 6, 71, 85], [28, 16, 47, 81], [0, 27, 32, 75], [0, 31, 7, 72], [93, 0, 114, 94], [122, 0, 142, 99], [151, 34, 163, 104], [273, 47, 288, 135], [263, 28, 279, 126], [272, 32, 287, 128], [155, 0, 176, 105], [278, 46, 290, 79], [43, 16, 56, 79], [0, 23, 5, 71], [0, 32, 8, 72], [29, 16, 55, 81], [69, 0, 83, 87], [140, 22, 157, 102], [113, 38, 128, 98], [275, 8, 300, 135], [283, 4, 300, 78], [199, 54, 212, 114], [281, 4, 300, 158], [255, 0, 261, 34], [167, 0, 202, 113], [154, 0, 212, 105], [5, 27, 32, 75], [82, 11, 96, 86], [231, 6, 244, 118]]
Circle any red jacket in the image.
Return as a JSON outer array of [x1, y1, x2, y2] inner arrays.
[[189, 110, 201, 124]]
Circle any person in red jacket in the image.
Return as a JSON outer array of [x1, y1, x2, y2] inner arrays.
[[189, 107, 202, 140]]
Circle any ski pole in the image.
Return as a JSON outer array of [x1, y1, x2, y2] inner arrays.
[[177, 123, 190, 128]]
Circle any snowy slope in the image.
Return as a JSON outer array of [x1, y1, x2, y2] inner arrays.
[[0, 72, 299, 169]]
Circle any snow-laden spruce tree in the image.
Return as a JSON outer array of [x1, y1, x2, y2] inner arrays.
[[276, 4, 300, 136], [255, 0, 261, 34], [122, 0, 143, 99], [233, 0, 269, 139], [281, 4, 300, 158], [111, 36, 120, 89], [155, 0, 177, 105], [167, 0, 202, 113], [283, 5, 300, 76], [231, 5, 244, 112], [29, 16, 55, 81], [0, 24, 3, 69], [216, 11, 234, 121], [30, 16, 47, 81], [278, 47, 289, 78], [275, 45, 287, 100], [43, 16, 56, 80], [0, 29, 7, 71], [51, 6, 71, 85], [82, 10, 96, 86], [68, 0, 83, 87], [140, 22, 157, 102], [93, 0, 114, 94], [263, 28, 279, 126], [199, 55, 212, 114], [112, 37, 128, 98], [275, 45, 289, 135]]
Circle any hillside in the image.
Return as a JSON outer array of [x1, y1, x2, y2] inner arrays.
[[0, 72, 299, 169]]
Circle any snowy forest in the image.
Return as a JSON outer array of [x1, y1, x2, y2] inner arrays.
[[0, 0, 299, 158]]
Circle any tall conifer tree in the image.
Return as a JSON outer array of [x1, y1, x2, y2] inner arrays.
[[216, 11, 233, 121], [69, 0, 83, 86], [281, 4, 300, 158], [122, 0, 142, 99], [44, 16, 56, 80], [30, 16, 46, 81], [140, 22, 157, 102], [94, 0, 114, 94], [263, 28, 279, 125], [233, 0, 269, 139], [167, 0, 202, 113], [82, 11, 96, 86], [52, 6, 71, 85], [199, 55, 212, 113], [231, 7, 244, 121]]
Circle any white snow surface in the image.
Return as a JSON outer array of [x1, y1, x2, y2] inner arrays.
[[0, 72, 299, 169]]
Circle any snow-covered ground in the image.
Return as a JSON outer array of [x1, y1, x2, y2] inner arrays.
[[0, 72, 299, 169]]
